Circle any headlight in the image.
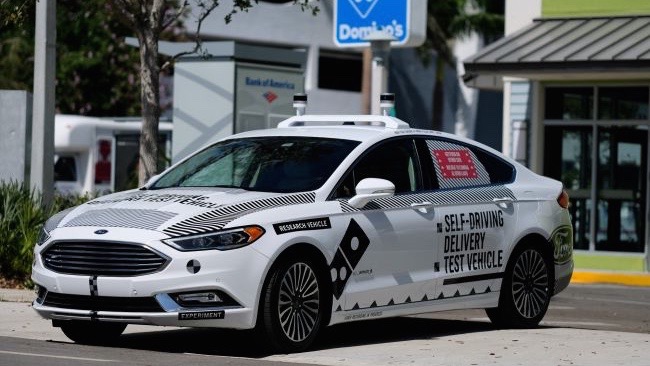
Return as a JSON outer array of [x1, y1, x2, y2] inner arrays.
[[38, 207, 76, 246], [163, 226, 265, 251], [36, 227, 50, 246]]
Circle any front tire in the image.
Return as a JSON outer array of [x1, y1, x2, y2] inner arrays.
[[486, 243, 552, 328], [60, 321, 126, 345], [258, 257, 326, 353]]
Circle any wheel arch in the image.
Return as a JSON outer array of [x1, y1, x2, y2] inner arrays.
[[255, 242, 333, 328], [509, 232, 556, 294]]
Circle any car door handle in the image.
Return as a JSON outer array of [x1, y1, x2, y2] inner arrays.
[[411, 201, 432, 213], [493, 197, 514, 208]]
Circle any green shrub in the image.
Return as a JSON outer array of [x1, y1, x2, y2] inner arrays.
[[0, 181, 91, 285]]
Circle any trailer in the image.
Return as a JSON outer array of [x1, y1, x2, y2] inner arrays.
[[54, 115, 172, 195]]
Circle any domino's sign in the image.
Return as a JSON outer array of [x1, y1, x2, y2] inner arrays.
[[334, 0, 426, 48]]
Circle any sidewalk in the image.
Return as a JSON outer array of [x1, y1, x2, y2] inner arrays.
[[0, 298, 648, 366], [0, 288, 34, 303]]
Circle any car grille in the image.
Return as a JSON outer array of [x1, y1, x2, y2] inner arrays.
[[42, 292, 163, 312], [42, 241, 169, 276]]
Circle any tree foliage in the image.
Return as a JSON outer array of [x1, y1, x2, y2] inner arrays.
[[0, 0, 141, 116], [0, 0, 33, 29], [417, 0, 504, 131], [107, 0, 318, 185], [419, 0, 504, 66]]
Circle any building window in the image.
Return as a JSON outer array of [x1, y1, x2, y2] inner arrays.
[[318, 50, 362, 92], [545, 87, 593, 120], [54, 155, 77, 182], [544, 127, 592, 250], [598, 86, 649, 120], [543, 84, 650, 254]]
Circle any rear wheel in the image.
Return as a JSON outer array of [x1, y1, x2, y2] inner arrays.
[[60, 321, 126, 345], [486, 243, 552, 328], [258, 257, 326, 353]]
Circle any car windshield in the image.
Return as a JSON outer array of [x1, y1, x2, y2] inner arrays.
[[151, 137, 359, 193]]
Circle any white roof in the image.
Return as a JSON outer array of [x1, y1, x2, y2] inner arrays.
[[227, 115, 412, 143]]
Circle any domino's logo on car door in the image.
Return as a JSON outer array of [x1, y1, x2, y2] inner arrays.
[[329, 219, 370, 300]]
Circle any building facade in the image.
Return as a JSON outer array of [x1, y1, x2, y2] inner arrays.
[[465, 0, 650, 272], [187, 1, 503, 149]]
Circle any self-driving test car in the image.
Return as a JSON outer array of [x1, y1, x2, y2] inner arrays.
[[32, 95, 573, 352]]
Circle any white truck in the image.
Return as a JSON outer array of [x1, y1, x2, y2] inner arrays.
[[54, 115, 172, 196]]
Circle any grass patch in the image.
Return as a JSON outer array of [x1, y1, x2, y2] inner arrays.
[[574, 251, 646, 272], [543, 0, 650, 17]]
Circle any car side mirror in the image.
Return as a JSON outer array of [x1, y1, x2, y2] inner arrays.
[[348, 178, 395, 208]]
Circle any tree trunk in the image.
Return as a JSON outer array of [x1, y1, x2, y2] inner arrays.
[[136, 27, 161, 186], [431, 56, 445, 131]]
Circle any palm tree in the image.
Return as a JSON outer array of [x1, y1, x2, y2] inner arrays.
[[419, 0, 504, 131]]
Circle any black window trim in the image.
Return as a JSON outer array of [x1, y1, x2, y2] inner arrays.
[[327, 136, 424, 201]]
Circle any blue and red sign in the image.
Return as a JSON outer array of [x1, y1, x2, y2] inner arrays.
[[334, 0, 410, 47]]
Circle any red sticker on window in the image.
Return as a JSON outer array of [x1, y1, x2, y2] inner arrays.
[[433, 149, 478, 179]]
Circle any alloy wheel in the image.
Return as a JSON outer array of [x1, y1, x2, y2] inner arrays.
[[277, 262, 320, 342], [511, 249, 549, 319]]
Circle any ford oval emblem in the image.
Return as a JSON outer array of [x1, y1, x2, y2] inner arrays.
[[94, 229, 108, 235]]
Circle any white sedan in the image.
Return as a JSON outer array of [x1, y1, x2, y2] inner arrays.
[[32, 111, 573, 352]]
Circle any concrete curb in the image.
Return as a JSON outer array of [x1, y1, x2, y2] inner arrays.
[[571, 270, 650, 287], [0, 288, 34, 303]]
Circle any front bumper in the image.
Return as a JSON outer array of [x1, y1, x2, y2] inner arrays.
[[32, 300, 253, 329], [32, 227, 272, 329], [554, 259, 574, 295]]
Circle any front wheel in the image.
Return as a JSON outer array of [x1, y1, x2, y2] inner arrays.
[[258, 257, 327, 353], [486, 243, 552, 328], [60, 321, 126, 345]]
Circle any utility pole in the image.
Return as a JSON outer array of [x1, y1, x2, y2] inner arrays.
[[365, 31, 394, 115], [31, 0, 56, 204]]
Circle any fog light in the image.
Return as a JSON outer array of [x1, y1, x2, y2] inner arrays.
[[178, 292, 222, 304], [170, 290, 241, 308], [34, 284, 47, 304]]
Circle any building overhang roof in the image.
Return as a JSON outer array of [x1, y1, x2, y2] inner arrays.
[[463, 16, 650, 88]]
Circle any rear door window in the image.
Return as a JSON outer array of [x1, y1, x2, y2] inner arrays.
[[421, 139, 514, 190]]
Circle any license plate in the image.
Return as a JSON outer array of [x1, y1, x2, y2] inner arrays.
[[178, 310, 225, 320]]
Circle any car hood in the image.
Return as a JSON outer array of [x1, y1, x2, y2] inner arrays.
[[55, 188, 316, 237]]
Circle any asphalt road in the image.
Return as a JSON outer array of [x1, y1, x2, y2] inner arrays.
[[418, 283, 650, 334], [0, 284, 648, 366]]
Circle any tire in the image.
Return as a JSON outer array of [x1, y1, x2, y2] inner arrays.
[[486, 243, 552, 328], [60, 321, 126, 345], [258, 257, 327, 353]]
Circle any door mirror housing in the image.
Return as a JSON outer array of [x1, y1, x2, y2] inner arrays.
[[348, 178, 395, 208]]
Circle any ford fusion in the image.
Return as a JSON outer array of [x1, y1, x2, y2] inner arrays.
[[32, 112, 573, 352]]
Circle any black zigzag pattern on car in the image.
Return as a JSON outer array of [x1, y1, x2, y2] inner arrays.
[[330, 219, 370, 300], [343, 285, 494, 312], [63, 209, 177, 230], [163, 192, 316, 237], [338, 185, 515, 212]]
